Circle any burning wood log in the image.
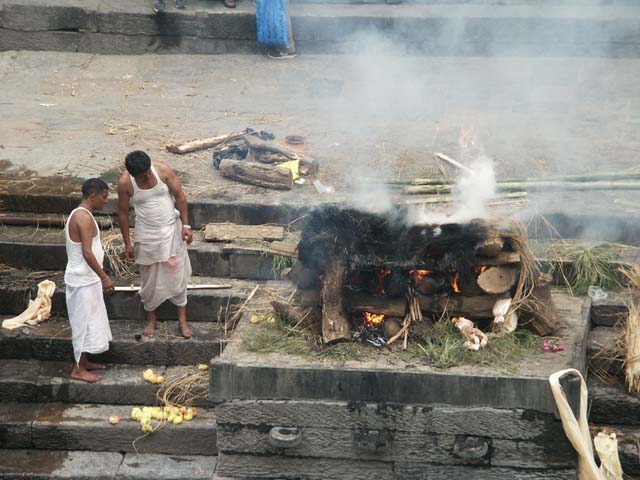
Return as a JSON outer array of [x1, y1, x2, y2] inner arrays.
[[166, 131, 245, 154], [321, 257, 351, 344], [477, 266, 518, 295], [219, 159, 293, 190], [382, 317, 403, 338], [346, 292, 500, 319], [519, 273, 559, 336], [383, 271, 407, 298], [475, 234, 505, 257], [476, 252, 521, 266], [271, 301, 322, 336], [457, 271, 484, 297]]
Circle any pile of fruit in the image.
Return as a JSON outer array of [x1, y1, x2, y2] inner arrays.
[[130, 406, 197, 433], [142, 368, 165, 384]]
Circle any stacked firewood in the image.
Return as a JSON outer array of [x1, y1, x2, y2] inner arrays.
[[278, 208, 559, 345], [166, 129, 318, 190]]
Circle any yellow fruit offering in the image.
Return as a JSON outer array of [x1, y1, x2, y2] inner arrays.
[[196, 364, 209, 371], [173, 416, 183, 425], [154, 376, 165, 385], [184, 413, 193, 421], [108, 416, 120, 425], [130, 408, 142, 421]]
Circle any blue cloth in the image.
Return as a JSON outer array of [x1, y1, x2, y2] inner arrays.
[[256, 0, 289, 48]]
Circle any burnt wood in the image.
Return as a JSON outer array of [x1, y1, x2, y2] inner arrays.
[[219, 159, 293, 190], [271, 301, 322, 336], [321, 257, 351, 344], [520, 273, 560, 336]]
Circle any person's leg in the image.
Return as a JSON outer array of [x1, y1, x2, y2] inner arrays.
[[144, 309, 157, 337], [71, 353, 102, 382], [177, 305, 192, 338], [79, 356, 106, 370], [154, 0, 166, 13]]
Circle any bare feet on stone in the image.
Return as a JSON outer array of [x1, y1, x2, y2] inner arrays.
[[81, 360, 106, 371], [143, 319, 157, 337], [71, 365, 102, 383], [179, 321, 192, 339]]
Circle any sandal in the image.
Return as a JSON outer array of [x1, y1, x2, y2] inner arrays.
[[224, 0, 236, 8]]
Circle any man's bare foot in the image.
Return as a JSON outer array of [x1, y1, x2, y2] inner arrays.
[[71, 366, 102, 383], [81, 360, 106, 371], [179, 322, 192, 339], [143, 320, 157, 337]]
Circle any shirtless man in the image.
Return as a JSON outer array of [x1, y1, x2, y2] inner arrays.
[[117, 151, 193, 338], [65, 178, 114, 383]]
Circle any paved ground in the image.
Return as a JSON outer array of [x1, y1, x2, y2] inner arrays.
[[1, 49, 640, 219]]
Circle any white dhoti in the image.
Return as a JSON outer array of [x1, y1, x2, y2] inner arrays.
[[136, 220, 192, 312], [66, 281, 112, 364]]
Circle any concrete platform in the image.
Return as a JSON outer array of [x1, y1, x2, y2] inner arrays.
[[0, 450, 217, 480], [0, 317, 226, 365], [0, 360, 211, 406], [0, 402, 217, 455], [210, 290, 588, 414], [1, 0, 640, 56]]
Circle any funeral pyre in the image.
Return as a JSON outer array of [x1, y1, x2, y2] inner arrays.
[[276, 207, 559, 350]]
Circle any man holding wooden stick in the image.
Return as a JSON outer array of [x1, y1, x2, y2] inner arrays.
[[118, 151, 194, 338]]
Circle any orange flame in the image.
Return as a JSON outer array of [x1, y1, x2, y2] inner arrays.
[[376, 269, 391, 295], [475, 265, 488, 274], [364, 312, 385, 326], [410, 269, 432, 287], [451, 271, 460, 293]]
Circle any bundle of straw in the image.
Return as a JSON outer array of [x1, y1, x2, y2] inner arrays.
[[620, 266, 640, 394]]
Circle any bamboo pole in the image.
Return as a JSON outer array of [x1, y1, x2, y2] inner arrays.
[[404, 180, 640, 195], [371, 171, 640, 186], [403, 192, 527, 204]]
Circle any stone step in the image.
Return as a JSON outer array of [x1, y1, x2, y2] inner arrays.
[[0, 402, 217, 455], [586, 325, 624, 377], [0, 226, 295, 280], [1, 0, 639, 57], [0, 317, 225, 365], [590, 290, 632, 327], [0, 450, 217, 479], [588, 377, 640, 427], [0, 360, 210, 406], [0, 272, 253, 321]]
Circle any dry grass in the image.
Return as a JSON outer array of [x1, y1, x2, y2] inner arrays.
[[620, 266, 640, 394], [157, 370, 208, 409], [102, 229, 137, 279]]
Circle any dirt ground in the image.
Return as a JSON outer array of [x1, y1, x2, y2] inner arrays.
[[1, 50, 640, 218]]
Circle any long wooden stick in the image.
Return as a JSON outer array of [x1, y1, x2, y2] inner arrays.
[[404, 192, 527, 204], [114, 284, 232, 292], [166, 131, 245, 154], [433, 152, 474, 174]]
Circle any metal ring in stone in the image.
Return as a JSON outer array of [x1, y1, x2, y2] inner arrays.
[[268, 427, 303, 448]]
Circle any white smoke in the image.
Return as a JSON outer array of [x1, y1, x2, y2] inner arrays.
[[408, 155, 497, 225]]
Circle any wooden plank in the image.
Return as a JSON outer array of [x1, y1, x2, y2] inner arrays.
[[214, 400, 558, 440], [477, 252, 521, 265], [204, 223, 285, 242], [267, 241, 298, 258], [216, 452, 393, 480]]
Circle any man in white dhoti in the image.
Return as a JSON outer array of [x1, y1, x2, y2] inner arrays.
[[117, 151, 194, 338], [65, 178, 114, 383]]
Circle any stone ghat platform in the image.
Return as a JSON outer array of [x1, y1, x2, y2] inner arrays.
[[209, 290, 588, 479], [1, 0, 640, 57]]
